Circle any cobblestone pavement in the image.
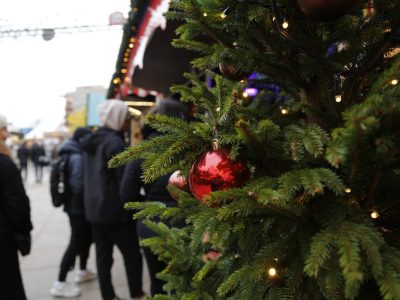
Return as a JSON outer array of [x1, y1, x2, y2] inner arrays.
[[20, 166, 150, 300]]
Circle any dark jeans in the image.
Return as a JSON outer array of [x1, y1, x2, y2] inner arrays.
[[92, 221, 143, 300], [0, 234, 27, 300], [59, 215, 92, 281], [143, 246, 166, 296]]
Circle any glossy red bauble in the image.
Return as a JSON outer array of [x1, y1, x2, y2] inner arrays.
[[168, 171, 189, 200], [189, 148, 250, 204], [297, 0, 359, 21], [219, 63, 250, 82]]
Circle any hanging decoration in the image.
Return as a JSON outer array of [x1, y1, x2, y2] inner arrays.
[[296, 0, 359, 22], [219, 63, 250, 81], [168, 170, 189, 200], [189, 145, 250, 204]]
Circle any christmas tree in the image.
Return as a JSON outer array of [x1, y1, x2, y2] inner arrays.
[[110, 0, 400, 299]]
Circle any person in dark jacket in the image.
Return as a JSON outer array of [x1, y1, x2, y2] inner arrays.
[[30, 141, 46, 182], [0, 114, 33, 300], [50, 127, 95, 298], [119, 98, 190, 296], [17, 141, 30, 181], [81, 99, 144, 300], [119, 131, 175, 296]]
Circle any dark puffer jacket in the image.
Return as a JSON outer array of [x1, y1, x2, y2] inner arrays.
[[58, 139, 86, 216], [0, 154, 32, 238], [81, 127, 128, 224]]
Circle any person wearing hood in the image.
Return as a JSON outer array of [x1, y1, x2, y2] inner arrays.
[[0, 114, 33, 300], [80, 99, 144, 300], [50, 127, 96, 298]]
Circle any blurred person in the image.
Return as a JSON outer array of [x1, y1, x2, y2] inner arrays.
[[81, 100, 144, 300], [50, 127, 96, 298], [119, 98, 189, 296], [30, 141, 46, 182], [0, 114, 33, 300], [120, 125, 174, 296], [17, 141, 30, 181]]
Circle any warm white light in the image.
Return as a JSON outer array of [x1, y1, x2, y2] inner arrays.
[[335, 95, 342, 103], [128, 107, 142, 116], [216, 107, 221, 112], [220, 12, 226, 19], [113, 78, 121, 84], [242, 92, 248, 98], [371, 211, 379, 219], [129, 43, 134, 48], [203, 12, 208, 17], [344, 187, 351, 193], [272, 17, 276, 21], [391, 79, 398, 85], [281, 109, 288, 115], [282, 21, 289, 29], [268, 268, 277, 277]]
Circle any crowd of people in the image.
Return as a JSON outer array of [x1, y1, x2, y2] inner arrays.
[[0, 97, 189, 300]]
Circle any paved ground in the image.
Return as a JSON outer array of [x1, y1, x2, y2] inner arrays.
[[20, 166, 150, 300]]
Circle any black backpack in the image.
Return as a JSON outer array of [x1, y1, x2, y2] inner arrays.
[[50, 154, 71, 207]]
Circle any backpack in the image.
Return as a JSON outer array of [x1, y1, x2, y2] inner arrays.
[[50, 154, 71, 207]]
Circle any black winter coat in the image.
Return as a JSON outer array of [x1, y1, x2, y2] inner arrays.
[[58, 139, 86, 216], [81, 127, 128, 224], [0, 154, 32, 238], [120, 158, 176, 238]]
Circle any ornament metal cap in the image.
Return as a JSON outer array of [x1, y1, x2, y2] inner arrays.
[[212, 138, 220, 150]]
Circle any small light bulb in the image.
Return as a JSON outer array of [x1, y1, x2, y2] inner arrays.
[[335, 95, 342, 103], [371, 211, 379, 219], [121, 69, 127, 74], [203, 12, 208, 17], [130, 37, 136, 43], [391, 79, 398, 85], [242, 92, 248, 98], [282, 21, 289, 29], [268, 268, 277, 277], [384, 28, 392, 33], [129, 43, 134, 48], [216, 107, 221, 112], [344, 187, 351, 193], [272, 17, 276, 21], [240, 79, 245, 83], [113, 78, 121, 84], [281, 108, 288, 115], [220, 12, 226, 19]]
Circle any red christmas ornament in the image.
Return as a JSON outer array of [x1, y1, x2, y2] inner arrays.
[[189, 148, 249, 204], [219, 63, 250, 81], [168, 170, 189, 200], [297, 0, 359, 21]]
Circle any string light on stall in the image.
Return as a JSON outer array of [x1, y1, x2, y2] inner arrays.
[[335, 94, 342, 103], [282, 19, 289, 29], [281, 108, 288, 115], [391, 79, 398, 85], [344, 187, 351, 193]]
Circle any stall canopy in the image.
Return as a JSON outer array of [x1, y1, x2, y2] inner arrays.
[[129, 19, 195, 95], [111, 0, 196, 99]]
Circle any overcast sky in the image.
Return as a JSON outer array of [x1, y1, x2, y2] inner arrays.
[[0, 0, 129, 128]]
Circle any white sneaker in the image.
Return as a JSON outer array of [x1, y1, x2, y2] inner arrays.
[[50, 281, 81, 298], [73, 269, 97, 284]]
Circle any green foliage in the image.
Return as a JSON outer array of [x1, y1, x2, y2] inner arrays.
[[110, 0, 400, 299]]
